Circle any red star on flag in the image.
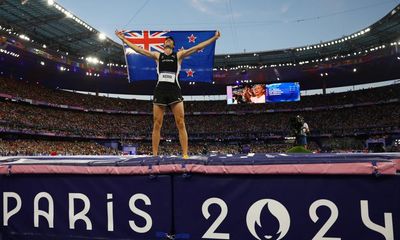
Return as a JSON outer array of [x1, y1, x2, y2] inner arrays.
[[186, 69, 195, 77], [188, 34, 197, 43]]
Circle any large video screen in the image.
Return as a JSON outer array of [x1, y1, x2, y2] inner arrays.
[[226, 82, 300, 104], [266, 82, 300, 103]]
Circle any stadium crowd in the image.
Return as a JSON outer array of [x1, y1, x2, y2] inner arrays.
[[1, 77, 399, 156], [1, 99, 398, 139], [133, 141, 299, 155], [1, 77, 399, 113], [0, 139, 317, 156], [0, 140, 120, 156]]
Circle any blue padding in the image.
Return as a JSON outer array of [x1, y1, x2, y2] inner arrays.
[[175, 233, 191, 239]]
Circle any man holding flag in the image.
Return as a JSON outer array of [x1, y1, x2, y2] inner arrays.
[[116, 30, 220, 158]]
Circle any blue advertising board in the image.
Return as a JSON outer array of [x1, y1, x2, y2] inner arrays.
[[0, 169, 399, 239], [1, 175, 172, 240], [174, 175, 399, 240]]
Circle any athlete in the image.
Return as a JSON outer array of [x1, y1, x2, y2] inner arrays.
[[115, 30, 220, 158], [250, 84, 266, 103]]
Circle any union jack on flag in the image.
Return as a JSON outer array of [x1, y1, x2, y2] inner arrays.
[[123, 30, 169, 53], [121, 30, 216, 83]]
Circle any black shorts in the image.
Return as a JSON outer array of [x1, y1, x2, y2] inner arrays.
[[153, 83, 183, 106]]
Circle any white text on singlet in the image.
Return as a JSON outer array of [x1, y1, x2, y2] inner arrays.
[[158, 72, 176, 83]]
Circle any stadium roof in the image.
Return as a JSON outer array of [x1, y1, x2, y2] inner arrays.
[[215, 4, 400, 67], [0, 0, 124, 62], [0, 0, 399, 66]]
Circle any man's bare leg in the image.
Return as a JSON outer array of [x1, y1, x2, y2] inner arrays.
[[171, 102, 188, 157], [152, 104, 165, 156]]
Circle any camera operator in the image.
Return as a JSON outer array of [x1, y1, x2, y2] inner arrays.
[[290, 115, 310, 149], [298, 116, 310, 149]]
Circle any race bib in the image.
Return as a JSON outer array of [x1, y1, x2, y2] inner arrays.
[[158, 72, 176, 83]]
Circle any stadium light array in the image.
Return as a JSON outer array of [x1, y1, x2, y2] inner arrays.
[[65, 11, 73, 18], [86, 72, 100, 77], [85, 56, 100, 65], [0, 49, 20, 58], [218, 41, 389, 70], [50, 2, 94, 32], [107, 63, 127, 68], [19, 34, 30, 41], [320, 73, 329, 77], [98, 33, 107, 41], [296, 28, 371, 52], [2, 8, 392, 76]]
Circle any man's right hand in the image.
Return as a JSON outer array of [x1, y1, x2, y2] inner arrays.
[[215, 30, 221, 39], [115, 30, 125, 40]]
